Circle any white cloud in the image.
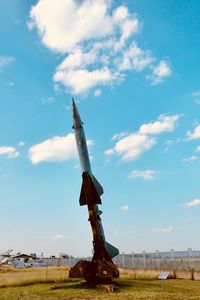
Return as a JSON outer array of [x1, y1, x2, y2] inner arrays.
[[192, 92, 200, 97], [194, 99, 200, 104], [18, 141, 25, 147], [104, 148, 115, 156], [112, 133, 156, 161], [120, 205, 128, 211], [29, 134, 76, 164], [52, 234, 65, 240], [113, 6, 129, 22], [165, 138, 181, 152], [0, 56, 14, 71], [73, 164, 80, 169], [111, 132, 129, 141], [186, 125, 200, 140], [117, 42, 153, 71], [54, 66, 115, 94], [29, 0, 113, 53], [196, 146, 200, 152], [42, 96, 54, 104], [130, 170, 155, 180], [148, 60, 172, 85], [0, 147, 20, 158], [55, 48, 97, 70], [94, 89, 102, 97], [183, 199, 200, 208], [182, 156, 198, 162], [28, 133, 93, 164], [192, 92, 200, 104], [105, 114, 180, 161], [153, 226, 173, 233], [139, 114, 180, 135], [29, 0, 172, 95], [113, 6, 141, 51]]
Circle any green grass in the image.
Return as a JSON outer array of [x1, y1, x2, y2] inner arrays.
[[0, 266, 200, 300], [1, 279, 200, 300]]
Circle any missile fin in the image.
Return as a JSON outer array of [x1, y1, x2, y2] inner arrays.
[[79, 172, 102, 206], [92, 175, 104, 196], [79, 183, 87, 206], [105, 242, 119, 258]]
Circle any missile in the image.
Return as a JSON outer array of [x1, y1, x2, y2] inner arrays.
[[70, 98, 119, 284], [72, 98, 119, 258]]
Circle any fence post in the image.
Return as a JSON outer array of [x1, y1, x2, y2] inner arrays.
[[188, 248, 192, 268], [170, 249, 176, 278], [45, 263, 48, 281], [156, 250, 160, 270], [188, 248, 194, 280], [143, 251, 147, 269], [131, 251, 135, 269], [170, 249, 175, 268], [122, 252, 125, 268]]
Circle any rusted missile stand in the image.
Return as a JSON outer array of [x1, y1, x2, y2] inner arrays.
[[69, 173, 119, 288]]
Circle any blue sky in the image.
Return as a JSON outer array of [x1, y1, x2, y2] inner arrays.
[[0, 0, 200, 257]]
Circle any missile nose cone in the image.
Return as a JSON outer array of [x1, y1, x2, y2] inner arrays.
[[72, 98, 83, 129], [72, 97, 76, 113]]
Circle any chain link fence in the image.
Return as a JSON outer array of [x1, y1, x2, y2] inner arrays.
[[42, 249, 200, 272], [113, 249, 200, 271]]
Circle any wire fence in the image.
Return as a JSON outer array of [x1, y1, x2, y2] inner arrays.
[[41, 249, 200, 272], [113, 249, 200, 271]]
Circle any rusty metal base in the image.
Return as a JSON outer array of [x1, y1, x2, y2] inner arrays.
[[69, 259, 119, 285]]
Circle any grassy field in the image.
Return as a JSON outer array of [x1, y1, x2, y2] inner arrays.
[[0, 266, 200, 300]]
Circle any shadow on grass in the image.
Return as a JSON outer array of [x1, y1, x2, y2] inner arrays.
[[51, 279, 154, 292], [112, 280, 133, 288], [113, 279, 159, 290], [51, 281, 83, 290]]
